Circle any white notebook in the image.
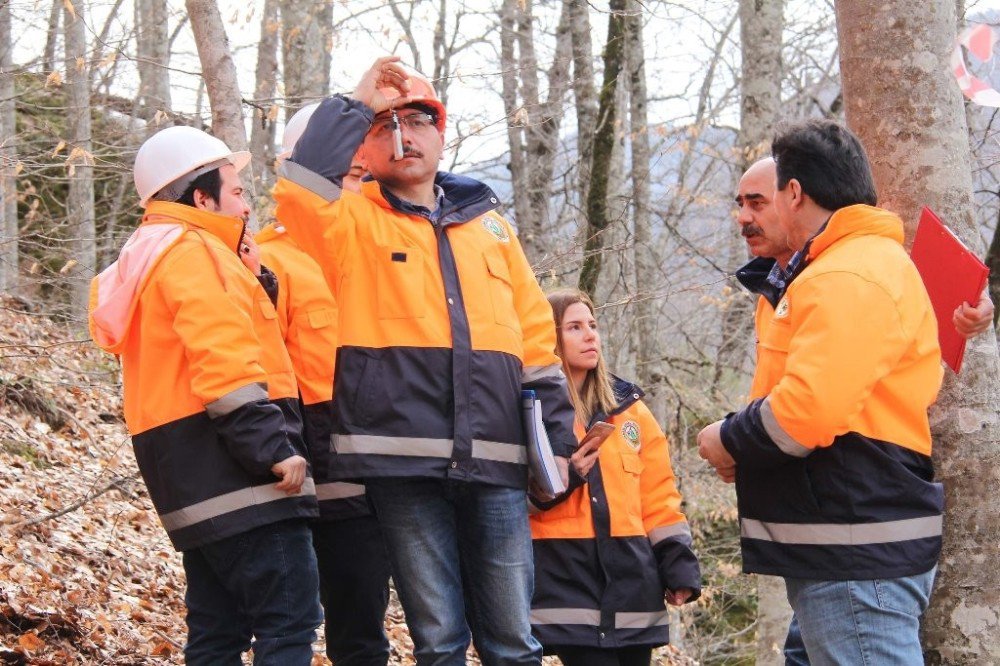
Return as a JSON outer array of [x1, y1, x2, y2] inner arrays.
[[522, 390, 567, 496]]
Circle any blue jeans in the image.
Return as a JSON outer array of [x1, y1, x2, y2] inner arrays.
[[783, 568, 936, 665], [182, 519, 322, 665], [366, 478, 542, 666]]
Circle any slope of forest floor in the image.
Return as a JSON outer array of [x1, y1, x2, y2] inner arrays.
[[0, 297, 696, 665]]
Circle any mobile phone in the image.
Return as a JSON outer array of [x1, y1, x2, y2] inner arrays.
[[579, 421, 614, 449]]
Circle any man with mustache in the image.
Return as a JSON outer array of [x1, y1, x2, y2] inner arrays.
[[728, 155, 992, 665], [272, 57, 577, 664], [89, 126, 321, 664], [699, 121, 989, 665]]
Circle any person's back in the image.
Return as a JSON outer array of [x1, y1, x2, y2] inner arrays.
[[89, 126, 321, 665]]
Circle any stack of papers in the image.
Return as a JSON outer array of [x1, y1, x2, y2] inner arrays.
[[522, 390, 567, 496]]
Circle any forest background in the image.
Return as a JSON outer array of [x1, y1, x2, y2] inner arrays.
[[1, 0, 999, 664]]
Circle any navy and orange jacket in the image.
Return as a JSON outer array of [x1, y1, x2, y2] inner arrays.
[[256, 222, 368, 519], [726, 205, 943, 580], [89, 201, 318, 551], [529, 379, 701, 649], [270, 94, 576, 488]]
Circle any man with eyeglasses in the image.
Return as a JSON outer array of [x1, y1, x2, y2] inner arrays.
[[272, 57, 577, 664]]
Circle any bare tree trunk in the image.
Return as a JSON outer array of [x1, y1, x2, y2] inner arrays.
[[734, 2, 792, 660], [499, 0, 531, 243], [280, 0, 331, 120], [64, 0, 95, 323], [250, 0, 279, 194], [569, 0, 597, 212], [185, 0, 249, 153], [1, 0, 17, 292], [624, 3, 655, 404], [498, 0, 572, 268], [43, 0, 61, 72], [135, 0, 171, 127], [579, 0, 627, 295], [836, 1, 1000, 663]]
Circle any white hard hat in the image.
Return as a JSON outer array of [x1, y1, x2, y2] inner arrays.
[[280, 102, 320, 160], [134, 125, 251, 208]]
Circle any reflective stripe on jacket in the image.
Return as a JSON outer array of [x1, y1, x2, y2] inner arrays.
[[271, 94, 576, 489], [529, 379, 701, 649], [256, 222, 368, 519], [727, 205, 943, 580], [89, 201, 318, 551]]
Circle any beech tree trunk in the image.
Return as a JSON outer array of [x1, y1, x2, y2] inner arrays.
[[64, 0, 95, 321], [578, 0, 627, 295], [185, 0, 249, 153], [281, 0, 331, 120], [1, 0, 17, 292], [836, 1, 1000, 662], [249, 0, 279, 193], [569, 0, 597, 210], [135, 0, 171, 127]]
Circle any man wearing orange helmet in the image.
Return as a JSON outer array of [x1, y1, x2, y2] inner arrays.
[[272, 57, 576, 664]]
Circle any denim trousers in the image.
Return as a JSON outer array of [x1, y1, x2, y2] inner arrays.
[[182, 518, 323, 666], [365, 478, 542, 666], [312, 515, 392, 666], [783, 568, 936, 666]]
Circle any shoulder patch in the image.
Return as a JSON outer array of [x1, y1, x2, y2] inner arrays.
[[775, 297, 790, 319], [482, 214, 510, 243], [621, 420, 641, 450]]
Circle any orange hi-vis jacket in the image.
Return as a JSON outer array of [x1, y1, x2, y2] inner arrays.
[[256, 222, 368, 519], [271, 95, 576, 488], [89, 201, 318, 551], [529, 379, 701, 649], [725, 205, 943, 580]]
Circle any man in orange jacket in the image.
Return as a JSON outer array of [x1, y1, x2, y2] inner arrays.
[[699, 120, 944, 664], [89, 126, 321, 665], [255, 105, 392, 666], [272, 57, 576, 663]]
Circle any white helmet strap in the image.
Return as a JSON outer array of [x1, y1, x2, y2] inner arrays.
[[151, 157, 230, 203]]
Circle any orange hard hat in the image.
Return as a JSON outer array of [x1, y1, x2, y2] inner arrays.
[[377, 69, 446, 133]]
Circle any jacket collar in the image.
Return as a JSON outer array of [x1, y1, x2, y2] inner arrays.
[[588, 376, 645, 427], [143, 200, 246, 253], [735, 256, 782, 308], [807, 204, 904, 261], [363, 171, 500, 227]]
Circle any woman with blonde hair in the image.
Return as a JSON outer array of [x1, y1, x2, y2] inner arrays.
[[529, 288, 701, 666]]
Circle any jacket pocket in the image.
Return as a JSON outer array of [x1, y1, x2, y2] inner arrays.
[[484, 250, 520, 332], [290, 306, 337, 381], [377, 245, 425, 320], [620, 449, 645, 521]]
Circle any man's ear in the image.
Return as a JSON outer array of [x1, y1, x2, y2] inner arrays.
[[787, 178, 804, 210], [192, 188, 215, 212]]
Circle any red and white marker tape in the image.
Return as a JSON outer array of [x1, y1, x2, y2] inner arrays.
[[953, 23, 1000, 107]]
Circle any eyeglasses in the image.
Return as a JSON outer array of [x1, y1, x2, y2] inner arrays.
[[370, 112, 436, 137]]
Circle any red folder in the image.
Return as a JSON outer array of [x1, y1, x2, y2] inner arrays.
[[910, 207, 990, 374]]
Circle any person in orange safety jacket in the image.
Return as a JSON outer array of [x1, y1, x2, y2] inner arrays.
[[256, 110, 392, 664], [89, 126, 320, 665], [270, 57, 577, 662], [529, 289, 701, 665], [699, 120, 943, 665]]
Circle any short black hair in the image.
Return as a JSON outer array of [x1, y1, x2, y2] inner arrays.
[[772, 120, 877, 211], [176, 167, 222, 207]]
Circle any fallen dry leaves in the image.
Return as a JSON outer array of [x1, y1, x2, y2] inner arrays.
[[0, 297, 695, 665]]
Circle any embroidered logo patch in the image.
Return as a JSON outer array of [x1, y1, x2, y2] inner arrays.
[[621, 421, 641, 450], [482, 215, 510, 243], [775, 297, 790, 319]]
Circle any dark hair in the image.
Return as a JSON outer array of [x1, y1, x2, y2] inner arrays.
[[403, 102, 439, 126], [176, 168, 222, 207], [771, 120, 877, 211]]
